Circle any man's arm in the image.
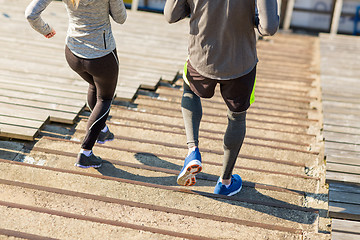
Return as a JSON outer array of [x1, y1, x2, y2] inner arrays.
[[256, 0, 279, 36], [164, 0, 190, 23]]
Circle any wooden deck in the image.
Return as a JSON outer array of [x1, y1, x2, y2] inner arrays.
[[1, 0, 359, 239], [1, 30, 331, 239], [0, 0, 187, 141], [320, 33, 360, 239]]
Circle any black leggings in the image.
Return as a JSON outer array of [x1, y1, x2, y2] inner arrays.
[[65, 46, 119, 150]]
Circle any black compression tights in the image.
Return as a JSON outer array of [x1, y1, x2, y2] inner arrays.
[[65, 46, 119, 150]]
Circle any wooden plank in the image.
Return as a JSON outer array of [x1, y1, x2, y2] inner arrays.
[[323, 100, 360, 111], [0, 82, 86, 101], [119, 67, 163, 86], [0, 123, 40, 141], [332, 219, 360, 235], [326, 171, 360, 185], [321, 68, 360, 79], [0, 58, 79, 81], [329, 189, 360, 205], [323, 118, 360, 130], [116, 87, 140, 98], [330, 182, 360, 194], [322, 95, 360, 104], [325, 142, 360, 153], [321, 75, 360, 88], [327, 162, 360, 175], [0, 102, 80, 125], [329, 202, 360, 221], [131, 0, 139, 11], [323, 132, 360, 145], [0, 75, 87, 94], [332, 231, 360, 240], [115, 90, 138, 102], [0, 103, 49, 122], [322, 90, 360, 101], [283, 0, 295, 30], [323, 125, 360, 135], [119, 68, 161, 87], [323, 112, 360, 124], [0, 88, 84, 108], [0, 115, 47, 130], [119, 52, 183, 74], [322, 107, 360, 118], [0, 72, 87, 91], [114, 92, 136, 102], [0, 95, 81, 114], [325, 149, 360, 162], [326, 155, 360, 167]]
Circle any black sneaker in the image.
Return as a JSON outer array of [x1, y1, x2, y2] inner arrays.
[[75, 153, 102, 168], [97, 129, 114, 144]]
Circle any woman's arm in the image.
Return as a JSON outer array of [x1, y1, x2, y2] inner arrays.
[[25, 0, 55, 37], [164, 0, 190, 24], [256, 0, 279, 36], [109, 0, 127, 24]]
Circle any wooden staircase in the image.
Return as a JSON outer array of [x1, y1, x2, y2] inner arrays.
[[0, 22, 333, 238]]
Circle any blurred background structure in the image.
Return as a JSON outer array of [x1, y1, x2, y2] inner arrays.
[[128, 0, 360, 35]]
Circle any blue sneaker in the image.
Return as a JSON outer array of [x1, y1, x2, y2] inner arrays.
[[177, 148, 202, 186], [214, 174, 242, 196]]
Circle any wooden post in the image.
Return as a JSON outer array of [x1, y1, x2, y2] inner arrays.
[[131, 0, 139, 11], [330, 0, 344, 35], [283, 0, 295, 30], [277, 0, 282, 16]]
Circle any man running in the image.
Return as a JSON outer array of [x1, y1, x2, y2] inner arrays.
[[164, 0, 279, 195]]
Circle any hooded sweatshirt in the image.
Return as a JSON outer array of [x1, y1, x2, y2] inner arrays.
[[164, 0, 279, 80], [25, 0, 127, 59]]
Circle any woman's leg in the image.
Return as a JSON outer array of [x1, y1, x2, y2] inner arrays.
[[65, 46, 118, 151], [81, 50, 119, 150]]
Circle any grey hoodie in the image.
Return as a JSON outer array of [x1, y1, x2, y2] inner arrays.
[[164, 0, 279, 80], [25, 0, 127, 59]]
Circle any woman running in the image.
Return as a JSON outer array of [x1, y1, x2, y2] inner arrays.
[[25, 0, 127, 168]]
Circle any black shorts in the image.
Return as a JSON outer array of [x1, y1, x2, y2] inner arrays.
[[184, 60, 257, 112]]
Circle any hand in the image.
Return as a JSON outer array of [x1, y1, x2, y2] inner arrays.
[[44, 28, 56, 38]]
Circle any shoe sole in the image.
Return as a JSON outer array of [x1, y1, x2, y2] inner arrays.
[[227, 185, 242, 196], [96, 138, 114, 144], [74, 163, 102, 169], [177, 160, 202, 186]]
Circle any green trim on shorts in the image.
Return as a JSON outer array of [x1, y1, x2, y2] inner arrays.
[[183, 59, 190, 86], [250, 77, 256, 105]]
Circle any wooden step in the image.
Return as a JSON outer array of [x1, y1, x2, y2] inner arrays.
[[74, 118, 319, 168], [331, 219, 360, 240], [120, 97, 314, 135], [0, 158, 318, 235], [328, 182, 360, 221], [107, 104, 317, 144]]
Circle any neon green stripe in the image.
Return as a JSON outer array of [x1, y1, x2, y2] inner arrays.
[[250, 77, 256, 105], [182, 59, 190, 86]]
